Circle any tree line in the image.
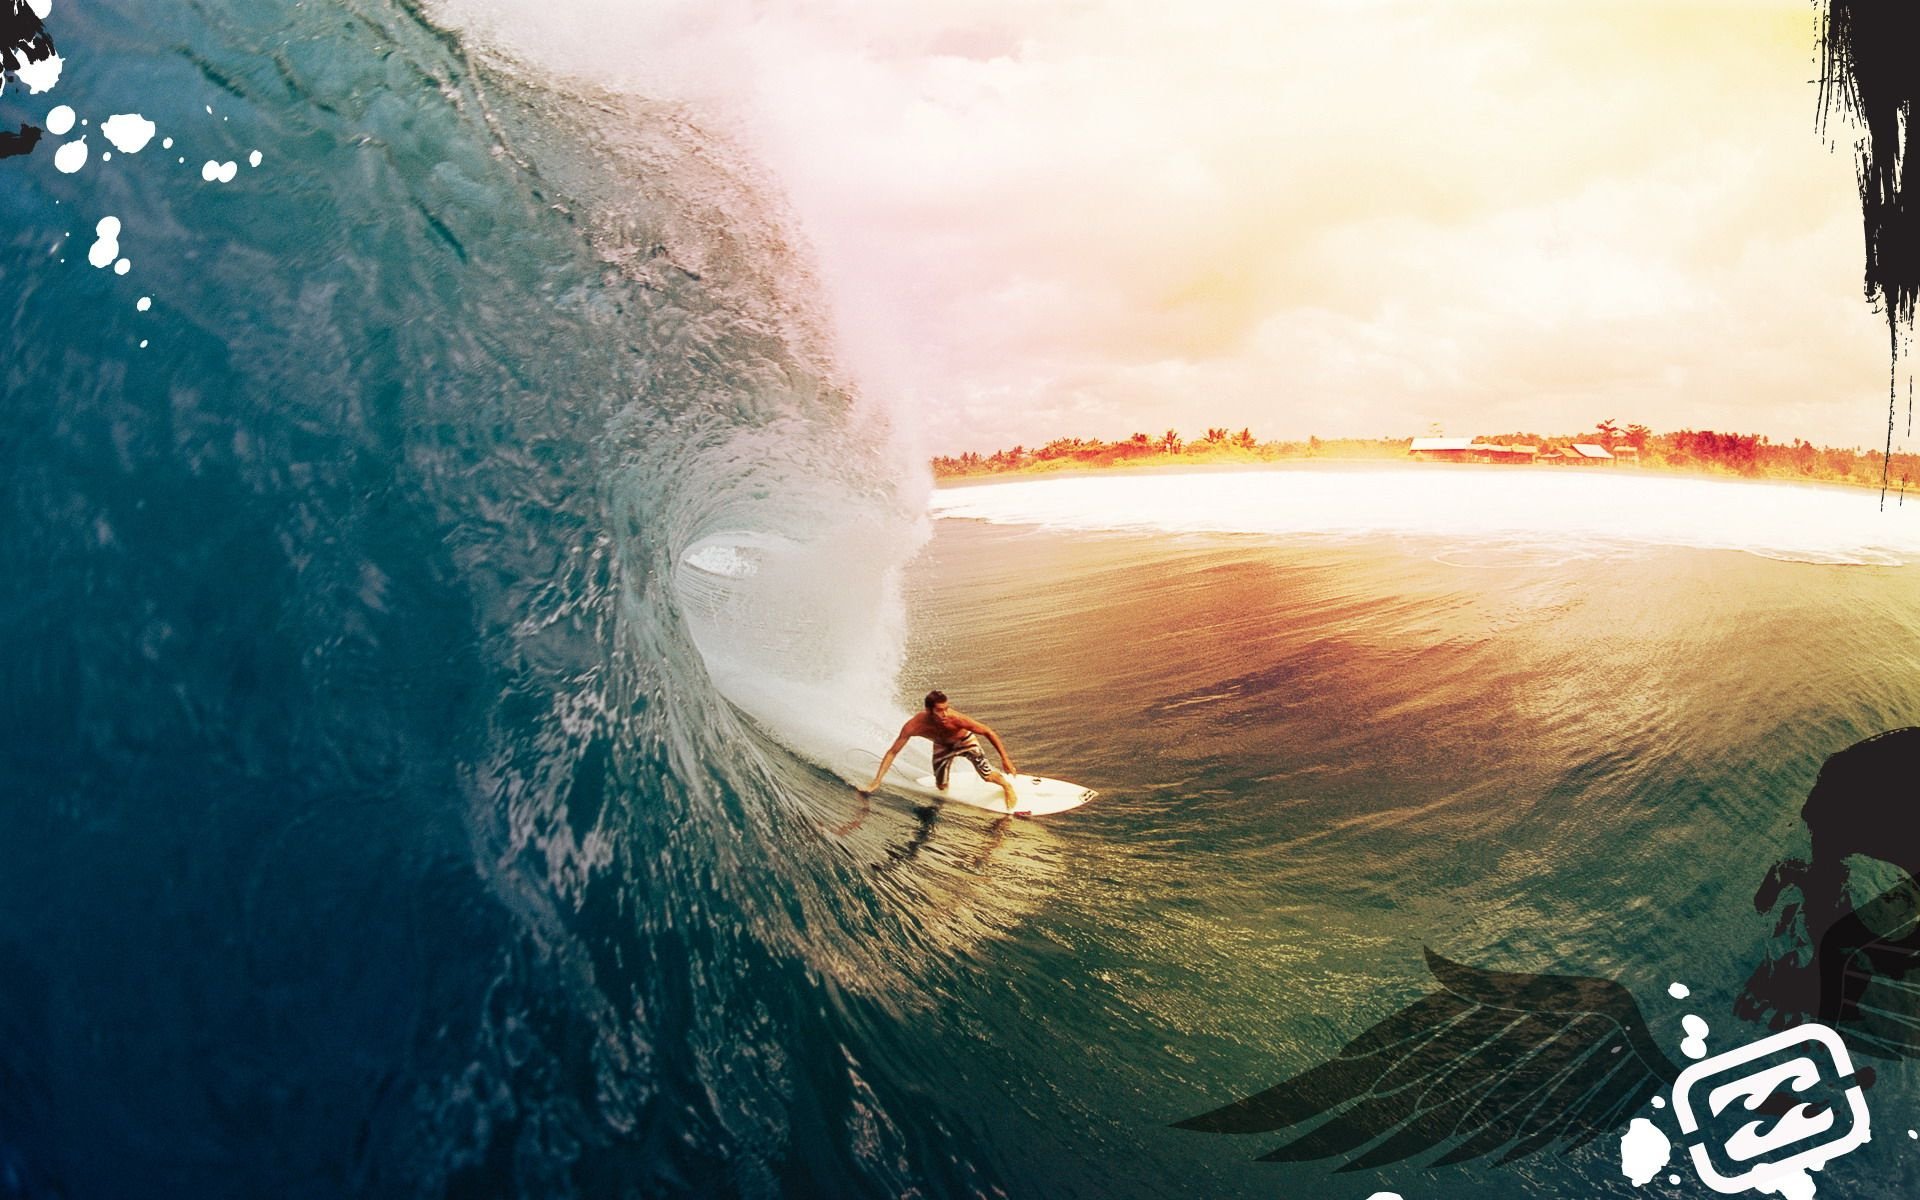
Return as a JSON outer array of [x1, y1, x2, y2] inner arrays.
[[933, 419, 1918, 494]]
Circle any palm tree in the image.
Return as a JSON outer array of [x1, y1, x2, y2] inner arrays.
[[1161, 429, 1181, 454], [1234, 427, 1256, 449], [1624, 424, 1651, 452], [1595, 418, 1620, 447]]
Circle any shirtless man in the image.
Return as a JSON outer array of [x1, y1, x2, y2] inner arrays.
[[860, 689, 1022, 813]]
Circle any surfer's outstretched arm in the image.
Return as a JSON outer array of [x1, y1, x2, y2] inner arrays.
[[862, 729, 911, 794]]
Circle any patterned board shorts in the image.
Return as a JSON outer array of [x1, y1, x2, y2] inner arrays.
[[932, 735, 998, 789]]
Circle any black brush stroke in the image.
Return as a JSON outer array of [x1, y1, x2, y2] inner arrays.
[[1819, 4, 1920, 506], [0, 0, 55, 87], [0, 120, 39, 158]]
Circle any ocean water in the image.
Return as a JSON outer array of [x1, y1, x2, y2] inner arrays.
[[5, 2, 1920, 1198], [902, 473, 1920, 1198]]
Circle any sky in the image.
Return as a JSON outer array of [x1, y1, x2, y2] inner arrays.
[[441, 0, 1897, 455]]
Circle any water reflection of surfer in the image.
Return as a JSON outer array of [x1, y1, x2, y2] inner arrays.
[[859, 689, 1022, 813], [830, 793, 1017, 874]]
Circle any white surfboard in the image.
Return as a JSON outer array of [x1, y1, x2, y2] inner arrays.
[[840, 749, 1097, 817]]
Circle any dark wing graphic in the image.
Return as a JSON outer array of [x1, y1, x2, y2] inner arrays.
[[1175, 948, 1680, 1170]]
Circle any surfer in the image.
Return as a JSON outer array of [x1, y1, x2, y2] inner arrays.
[[860, 689, 1022, 812]]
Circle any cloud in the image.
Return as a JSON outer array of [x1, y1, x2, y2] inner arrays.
[[435, 0, 1891, 451]]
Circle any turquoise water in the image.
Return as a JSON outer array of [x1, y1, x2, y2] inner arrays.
[[5, 0, 1920, 1196]]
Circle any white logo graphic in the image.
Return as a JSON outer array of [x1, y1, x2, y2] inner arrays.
[[1670, 1024, 1871, 1196]]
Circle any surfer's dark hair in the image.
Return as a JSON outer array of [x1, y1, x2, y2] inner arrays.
[[924, 689, 948, 710]]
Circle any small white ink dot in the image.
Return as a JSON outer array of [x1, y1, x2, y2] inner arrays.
[[86, 217, 120, 268], [1680, 1014, 1710, 1060], [1652, 1096, 1666, 1109], [101, 151, 110, 161], [205, 105, 212, 114], [139, 339, 148, 349], [46, 104, 75, 135], [53, 138, 87, 174], [1667, 1175, 1681, 1186], [248, 149, 262, 167], [1909, 1129, 1917, 1140], [1668, 982, 1690, 1000], [137, 297, 151, 312], [114, 258, 129, 275], [162, 136, 174, 149]]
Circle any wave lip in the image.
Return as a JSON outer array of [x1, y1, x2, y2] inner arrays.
[[929, 467, 1920, 566]]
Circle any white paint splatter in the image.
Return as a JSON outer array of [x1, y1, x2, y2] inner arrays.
[[201, 159, 238, 183], [1668, 982, 1690, 1000], [248, 149, 262, 167], [53, 138, 87, 174], [200, 160, 219, 181], [204, 105, 212, 114], [113, 258, 129, 276], [1680, 1014, 1709, 1061], [1909, 1128, 1917, 1139], [86, 217, 120, 269], [138, 339, 148, 349], [13, 51, 62, 95], [101, 113, 157, 154], [1667, 1175, 1681, 1186], [1757, 1169, 1821, 1200], [1651, 1096, 1666, 1109], [161, 136, 173, 149], [137, 297, 151, 312], [46, 104, 74, 135], [27, 0, 52, 18], [1364, 1194, 1403, 1200], [218, 160, 237, 183], [99, 151, 108, 161], [1620, 1117, 1672, 1186]]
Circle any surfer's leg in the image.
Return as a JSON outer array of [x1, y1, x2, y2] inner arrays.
[[970, 749, 1019, 811], [932, 748, 954, 791]]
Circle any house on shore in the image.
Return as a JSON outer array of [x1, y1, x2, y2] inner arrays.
[[1569, 443, 1615, 466], [1409, 437, 1475, 462]]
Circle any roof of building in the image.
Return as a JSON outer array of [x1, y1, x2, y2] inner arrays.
[[1409, 437, 1475, 451], [1571, 443, 1615, 458]]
